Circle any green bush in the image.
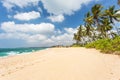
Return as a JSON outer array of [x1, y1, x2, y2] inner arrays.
[[71, 44, 83, 47], [85, 36, 120, 55], [85, 42, 95, 48]]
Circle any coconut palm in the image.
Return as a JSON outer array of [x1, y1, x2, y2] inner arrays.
[[73, 33, 80, 44], [104, 6, 119, 23], [110, 32, 117, 38], [77, 25, 83, 37], [96, 17, 113, 39], [73, 25, 83, 44], [118, 0, 120, 5], [85, 24, 94, 42], [84, 12, 96, 42], [85, 25, 92, 36], [84, 12, 94, 26], [91, 4, 103, 27], [103, 6, 120, 35], [73, 4, 120, 46]]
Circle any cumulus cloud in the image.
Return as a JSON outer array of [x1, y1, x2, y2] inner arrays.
[[50, 33, 74, 46], [41, 0, 97, 15], [48, 14, 64, 22], [0, 33, 47, 44], [1, 0, 40, 10], [0, 21, 77, 47], [64, 27, 77, 34], [2, 0, 97, 15], [1, 21, 55, 34], [14, 11, 40, 21]]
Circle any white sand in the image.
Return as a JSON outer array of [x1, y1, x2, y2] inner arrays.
[[0, 48, 120, 80]]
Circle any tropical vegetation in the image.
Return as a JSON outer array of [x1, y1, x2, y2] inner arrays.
[[73, 4, 120, 55]]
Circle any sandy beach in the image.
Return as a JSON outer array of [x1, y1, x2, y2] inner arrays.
[[0, 48, 120, 80]]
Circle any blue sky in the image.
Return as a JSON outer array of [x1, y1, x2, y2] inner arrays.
[[0, 0, 119, 48]]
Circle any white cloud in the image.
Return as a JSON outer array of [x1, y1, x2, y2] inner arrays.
[[2, 0, 97, 15], [64, 27, 77, 34], [1, 0, 40, 10], [14, 11, 40, 21], [50, 33, 74, 46], [41, 0, 97, 15], [0, 33, 47, 43], [48, 14, 64, 22], [1, 21, 55, 34], [0, 21, 77, 47]]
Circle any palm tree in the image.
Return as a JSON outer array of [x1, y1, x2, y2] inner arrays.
[[77, 25, 83, 37], [84, 12, 94, 26], [84, 12, 95, 42], [85, 24, 94, 42], [92, 30, 98, 41], [104, 6, 119, 23], [73, 25, 83, 44], [98, 18, 113, 38], [73, 4, 120, 46], [73, 33, 80, 44], [91, 4, 103, 27], [118, 0, 120, 5], [103, 6, 120, 35], [110, 32, 117, 38]]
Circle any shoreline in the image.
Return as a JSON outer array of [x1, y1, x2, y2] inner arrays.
[[0, 48, 49, 59], [0, 48, 120, 80]]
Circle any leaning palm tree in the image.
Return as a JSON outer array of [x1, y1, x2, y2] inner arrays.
[[84, 12, 94, 26], [84, 11, 97, 41], [91, 4, 103, 27], [110, 32, 117, 38], [98, 18, 113, 38], [118, 0, 120, 5], [77, 25, 83, 37], [73, 33, 80, 44], [104, 6, 119, 23], [73, 25, 83, 44], [103, 6, 120, 35], [85, 24, 94, 42], [104, 20, 113, 36]]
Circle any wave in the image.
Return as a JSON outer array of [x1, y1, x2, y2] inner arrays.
[[6, 51, 20, 55], [0, 47, 47, 57]]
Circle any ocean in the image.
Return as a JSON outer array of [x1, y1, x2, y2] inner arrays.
[[0, 47, 47, 57]]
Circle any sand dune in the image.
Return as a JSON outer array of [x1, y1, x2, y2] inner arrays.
[[0, 48, 120, 80]]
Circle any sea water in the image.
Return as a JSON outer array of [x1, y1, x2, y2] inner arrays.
[[0, 47, 47, 57]]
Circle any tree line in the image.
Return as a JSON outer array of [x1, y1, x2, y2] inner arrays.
[[73, 4, 120, 46]]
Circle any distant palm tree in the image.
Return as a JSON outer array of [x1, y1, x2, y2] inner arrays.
[[73, 25, 83, 44], [85, 24, 93, 42], [73, 33, 80, 44], [77, 25, 83, 37], [85, 25, 92, 37], [84, 11, 96, 42]]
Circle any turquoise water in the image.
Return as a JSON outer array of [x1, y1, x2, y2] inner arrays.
[[0, 47, 47, 57]]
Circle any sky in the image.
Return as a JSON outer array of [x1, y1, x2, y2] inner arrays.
[[0, 0, 119, 48]]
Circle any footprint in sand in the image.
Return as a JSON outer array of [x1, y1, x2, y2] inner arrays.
[[1, 74, 5, 77]]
